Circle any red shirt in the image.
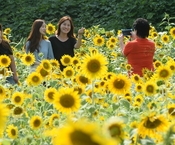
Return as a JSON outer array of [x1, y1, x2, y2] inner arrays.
[[123, 38, 155, 77]]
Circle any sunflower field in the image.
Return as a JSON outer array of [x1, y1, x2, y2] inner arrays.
[[1, 17, 175, 145]]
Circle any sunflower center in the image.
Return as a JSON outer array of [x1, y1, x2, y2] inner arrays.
[[64, 58, 70, 64], [32, 76, 40, 82], [2, 58, 8, 64], [109, 124, 121, 137], [137, 85, 142, 90], [160, 69, 169, 78], [114, 79, 125, 89], [170, 65, 175, 71], [43, 63, 50, 69], [79, 76, 88, 84], [168, 107, 175, 116], [40, 69, 48, 77], [66, 70, 73, 77], [13, 107, 23, 115], [26, 56, 32, 62], [14, 96, 21, 103], [144, 118, 161, 129], [146, 85, 154, 93], [87, 60, 100, 73], [34, 119, 41, 127], [97, 38, 102, 44], [48, 92, 54, 99], [60, 94, 75, 108], [70, 130, 100, 145], [11, 129, 16, 136]]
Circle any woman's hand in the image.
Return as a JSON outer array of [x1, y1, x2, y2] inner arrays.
[[78, 27, 85, 35]]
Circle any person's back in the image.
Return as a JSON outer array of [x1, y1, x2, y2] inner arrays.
[[124, 38, 155, 76]]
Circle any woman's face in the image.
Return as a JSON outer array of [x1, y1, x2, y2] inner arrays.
[[39, 22, 46, 35], [60, 20, 71, 34]]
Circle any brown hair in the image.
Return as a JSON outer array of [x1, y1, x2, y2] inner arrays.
[[0, 24, 12, 54], [56, 16, 75, 38], [26, 19, 45, 53]]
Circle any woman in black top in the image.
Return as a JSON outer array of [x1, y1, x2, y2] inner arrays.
[[49, 16, 85, 71], [0, 24, 18, 84]]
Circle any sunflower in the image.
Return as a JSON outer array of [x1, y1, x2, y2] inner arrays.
[[44, 87, 57, 103], [0, 103, 9, 131], [75, 74, 91, 86], [134, 94, 144, 104], [0, 55, 11, 67], [21, 53, 35, 66], [106, 41, 116, 49], [40, 59, 52, 72], [155, 65, 172, 81], [155, 41, 163, 49], [3, 28, 11, 35], [29, 116, 42, 130], [26, 72, 42, 86], [161, 34, 170, 43], [73, 86, 84, 95], [89, 47, 99, 55], [6, 124, 18, 139], [81, 52, 108, 79], [13, 106, 23, 116], [0, 85, 6, 99], [169, 27, 175, 39], [154, 60, 162, 69], [11, 92, 24, 106], [151, 31, 158, 38], [131, 74, 142, 84], [166, 59, 175, 73], [49, 113, 60, 127], [50, 59, 59, 68], [109, 36, 118, 44], [93, 35, 105, 46], [62, 66, 75, 78], [46, 119, 115, 145], [60, 55, 72, 66], [103, 117, 125, 144], [72, 57, 80, 67], [168, 104, 175, 120], [46, 23, 56, 35], [53, 87, 80, 113], [36, 66, 49, 79], [143, 80, 157, 96], [138, 112, 169, 138], [108, 74, 131, 95]]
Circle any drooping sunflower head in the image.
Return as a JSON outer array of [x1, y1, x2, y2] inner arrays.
[[108, 74, 131, 95], [44, 87, 57, 104], [169, 27, 175, 39], [103, 117, 125, 143], [50, 59, 59, 68], [26, 72, 43, 86], [46, 118, 116, 145], [75, 74, 91, 86], [81, 52, 108, 79], [21, 53, 35, 66], [3, 28, 11, 35], [6, 124, 18, 139], [53, 87, 80, 113], [40, 59, 52, 72], [46, 23, 56, 35], [0, 55, 11, 67], [138, 112, 169, 138], [29, 116, 42, 130], [60, 55, 72, 66]]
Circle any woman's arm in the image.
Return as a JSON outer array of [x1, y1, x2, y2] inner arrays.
[[9, 55, 18, 83], [74, 27, 85, 49]]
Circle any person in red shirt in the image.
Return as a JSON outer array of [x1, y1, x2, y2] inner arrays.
[[119, 18, 155, 77]]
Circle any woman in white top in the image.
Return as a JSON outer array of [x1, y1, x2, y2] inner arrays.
[[25, 19, 54, 71]]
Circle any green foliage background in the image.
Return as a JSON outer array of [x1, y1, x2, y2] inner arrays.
[[0, 0, 175, 41]]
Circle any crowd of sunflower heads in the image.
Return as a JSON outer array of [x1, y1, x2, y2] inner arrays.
[[1, 20, 175, 145]]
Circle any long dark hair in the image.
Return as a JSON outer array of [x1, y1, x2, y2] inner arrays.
[[56, 16, 75, 38], [0, 24, 12, 54], [26, 19, 45, 53]]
